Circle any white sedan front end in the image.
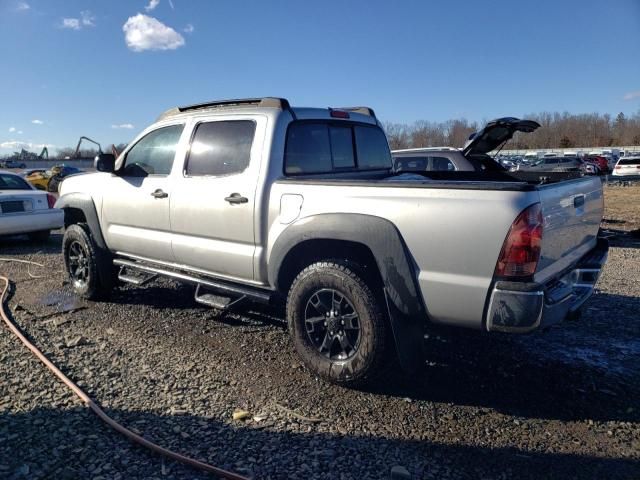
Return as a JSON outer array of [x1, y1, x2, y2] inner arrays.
[[0, 170, 64, 239]]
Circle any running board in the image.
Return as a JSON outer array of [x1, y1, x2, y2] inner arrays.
[[112, 258, 273, 305]]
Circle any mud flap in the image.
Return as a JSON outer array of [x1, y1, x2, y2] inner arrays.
[[384, 288, 424, 373]]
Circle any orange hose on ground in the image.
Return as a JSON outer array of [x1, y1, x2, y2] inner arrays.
[[0, 274, 250, 480]]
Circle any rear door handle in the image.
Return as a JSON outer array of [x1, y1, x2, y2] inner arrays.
[[224, 193, 248, 204], [151, 189, 168, 199]]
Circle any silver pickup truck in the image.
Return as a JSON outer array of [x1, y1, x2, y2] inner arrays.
[[56, 97, 608, 386]]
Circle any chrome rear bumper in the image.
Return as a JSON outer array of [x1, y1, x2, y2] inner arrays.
[[485, 238, 609, 333]]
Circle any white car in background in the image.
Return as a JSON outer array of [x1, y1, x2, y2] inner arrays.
[[0, 170, 63, 241], [612, 157, 640, 177]]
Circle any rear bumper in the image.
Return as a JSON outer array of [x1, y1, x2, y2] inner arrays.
[[0, 210, 63, 236], [485, 238, 609, 333]]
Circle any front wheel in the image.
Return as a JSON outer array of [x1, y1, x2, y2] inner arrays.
[[63, 224, 113, 300], [287, 261, 390, 387]]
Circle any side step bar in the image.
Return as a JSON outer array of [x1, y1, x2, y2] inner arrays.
[[118, 266, 157, 286], [113, 258, 273, 306], [194, 285, 247, 310]]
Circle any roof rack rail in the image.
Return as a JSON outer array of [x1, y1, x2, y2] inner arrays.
[[338, 106, 376, 119], [156, 97, 293, 121]]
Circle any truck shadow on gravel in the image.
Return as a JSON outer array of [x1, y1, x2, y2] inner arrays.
[[1, 407, 638, 480], [366, 291, 640, 424]]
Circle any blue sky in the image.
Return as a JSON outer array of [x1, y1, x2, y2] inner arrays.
[[1, 0, 639, 154]]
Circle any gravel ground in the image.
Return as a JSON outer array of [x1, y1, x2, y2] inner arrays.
[[1, 186, 639, 480]]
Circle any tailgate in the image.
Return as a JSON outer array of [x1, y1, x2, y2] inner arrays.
[[535, 176, 603, 282]]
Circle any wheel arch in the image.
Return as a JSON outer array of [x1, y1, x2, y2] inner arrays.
[[56, 193, 107, 249], [269, 213, 427, 372]]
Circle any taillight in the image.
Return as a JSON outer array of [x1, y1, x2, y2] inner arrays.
[[495, 203, 543, 278], [329, 109, 350, 119], [615, 166, 621, 169], [46, 193, 56, 209]]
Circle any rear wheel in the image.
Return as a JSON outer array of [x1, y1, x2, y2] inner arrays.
[[28, 230, 50, 242], [287, 261, 390, 386], [63, 224, 113, 300]]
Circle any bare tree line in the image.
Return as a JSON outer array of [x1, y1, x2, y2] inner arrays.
[[384, 111, 640, 150]]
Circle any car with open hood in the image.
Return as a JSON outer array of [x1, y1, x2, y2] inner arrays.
[[392, 117, 541, 173]]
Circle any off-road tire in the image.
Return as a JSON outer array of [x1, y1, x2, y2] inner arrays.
[[62, 223, 113, 300], [28, 230, 50, 242], [287, 261, 390, 387]]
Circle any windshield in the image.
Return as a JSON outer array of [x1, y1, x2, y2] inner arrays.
[[0, 173, 32, 190]]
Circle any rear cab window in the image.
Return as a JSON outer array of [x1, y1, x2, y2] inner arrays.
[[285, 122, 391, 175]]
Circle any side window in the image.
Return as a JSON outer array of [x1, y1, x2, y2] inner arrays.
[[186, 120, 256, 176], [354, 126, 392, 170], [285, 123, 332, 174], [394, 156, 428, 172], [430, 156, 455, 171], [121, 124, 184, 177]]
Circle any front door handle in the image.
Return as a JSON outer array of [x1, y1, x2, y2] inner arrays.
[[224, 193, 248, 204], [151, 189, 168, 199]]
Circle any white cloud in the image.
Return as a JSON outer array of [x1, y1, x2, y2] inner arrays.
[[16, 2, 30, 11], [17, 131, 23, 135], [81, 10, 95, 27], [145, 0, 160, 12], [183, 23, 194, 33], [62, 18, 81, 30], [61, 11, 95, 30], [8, 127, 16, 133], [31, 119, 43, 125], [123, 14, 185, 52], [0, 141, 53, 151], [112, 123, 135, 129], [623, 91, 640, 101]]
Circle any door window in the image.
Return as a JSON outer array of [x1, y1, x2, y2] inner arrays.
[[121, 124, 184, 177], [185, 120, 256, 176]]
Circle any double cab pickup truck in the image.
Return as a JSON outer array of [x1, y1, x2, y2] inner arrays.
[[56, 97, 608, 386]]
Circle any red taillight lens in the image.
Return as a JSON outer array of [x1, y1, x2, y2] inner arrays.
[[495, 203, 543, 278], [46, 193, 56, 209], [329, 109, 350, 119]]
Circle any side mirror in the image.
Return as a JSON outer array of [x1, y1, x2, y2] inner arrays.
[[95, 153, 115, 173]]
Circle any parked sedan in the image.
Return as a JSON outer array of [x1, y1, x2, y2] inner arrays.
[[612, 157, 640, 177], [0, 170, 63, 241]]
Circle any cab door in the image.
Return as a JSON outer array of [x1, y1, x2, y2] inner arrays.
[[101, 123, 186, 262], [170, 115, 266, 282]]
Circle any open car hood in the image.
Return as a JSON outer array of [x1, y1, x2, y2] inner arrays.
[[462, 117, 540, 156]]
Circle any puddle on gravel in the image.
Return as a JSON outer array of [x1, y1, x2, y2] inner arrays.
[[35, 290, 85, 313]]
